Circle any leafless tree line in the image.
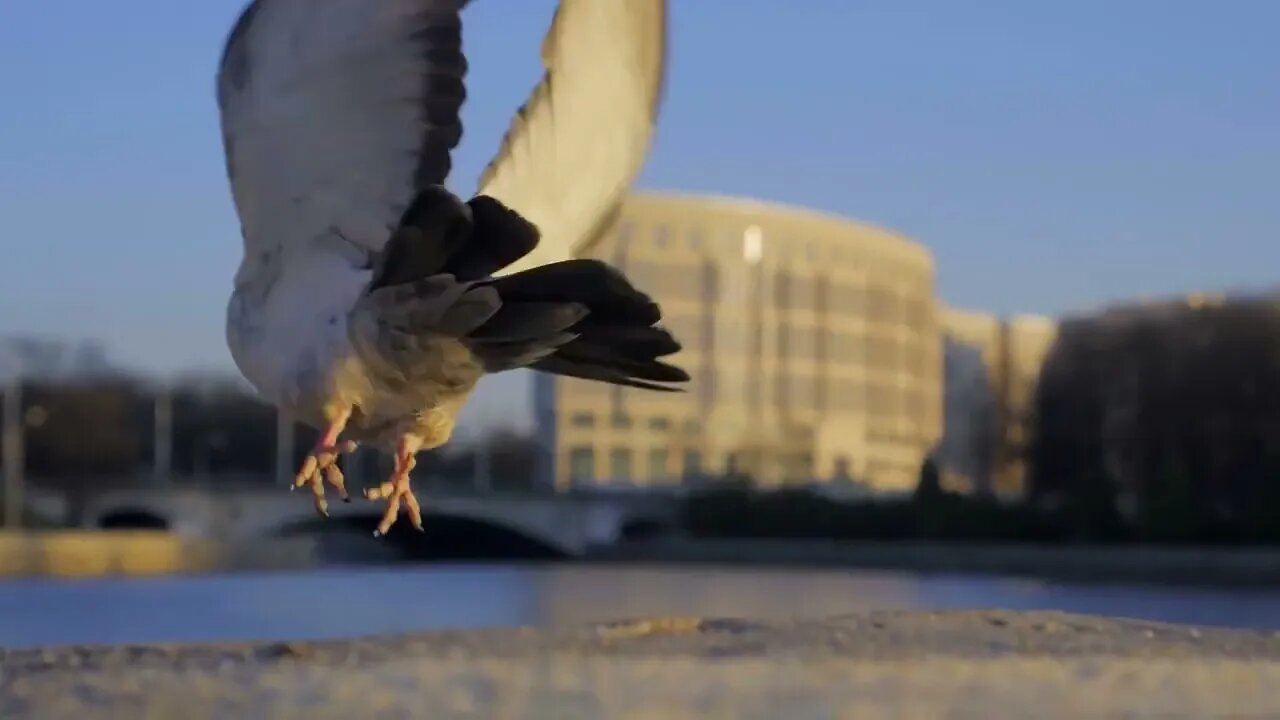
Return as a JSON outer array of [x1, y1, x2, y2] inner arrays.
[[1027, 297, 1280, 538], [0, 376, 540, 491]]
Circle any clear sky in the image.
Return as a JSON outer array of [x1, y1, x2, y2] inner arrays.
[[1, 1, 1278, 428]]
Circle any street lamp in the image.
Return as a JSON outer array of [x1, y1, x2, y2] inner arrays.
[[153, 379, 173, 484], [194, 430, 230, 479], [1, 350, 24, 528]]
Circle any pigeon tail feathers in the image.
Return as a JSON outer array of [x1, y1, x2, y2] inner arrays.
[[474, 259, 689, 391], [367, 188, 687, 392]]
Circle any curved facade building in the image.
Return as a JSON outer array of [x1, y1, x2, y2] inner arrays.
[[534, 191, 943, 493]]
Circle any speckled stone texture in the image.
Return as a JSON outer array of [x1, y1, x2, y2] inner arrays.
[[4, 611, 1280, 719]]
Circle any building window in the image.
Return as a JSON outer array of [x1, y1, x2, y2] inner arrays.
[[570, 412, 594, 428], [833, 379, 860, 411], [795, 453, 814, 481], [654, 225, 670, 247], [609, 448, 633, 483], [568, 447, 595, 483], [648, 447, 669, 481], [726, 452, 742, 475], [648, 417, 672, 431], [868, 285, 896, 322], [611, 413, 632, 429], [682, 449, 702, 478], [682, 419, 702, 434], [868, 383, 896, 418], [688, 229, 703, 251]]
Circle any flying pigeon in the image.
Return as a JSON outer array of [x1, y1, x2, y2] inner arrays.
[[215, 0, 685, 536]]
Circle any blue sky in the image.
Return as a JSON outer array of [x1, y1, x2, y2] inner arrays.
[[1, 1, 1278, 427]]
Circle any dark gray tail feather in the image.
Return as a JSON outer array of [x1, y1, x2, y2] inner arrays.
[[445, 195, 540, 281], [371, 187, 687, 392], [471, 259, 689, 392], [370, 187, 541, 291]]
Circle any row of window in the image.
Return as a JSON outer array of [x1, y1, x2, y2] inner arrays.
[[614, 220, 927, 281], [568, 413, 703, 433], [566, 445, 935, 486], [866, 424, 940, 446], [782, 382, 940, 419], [567, 446, 702, 483], [660, 316, 938, 373], [719, 449, 816, 482], [864, 461, 923, 486], [566, 446, 850, 485], [620, 258, 931, 322], [562, 378, 939, 426]]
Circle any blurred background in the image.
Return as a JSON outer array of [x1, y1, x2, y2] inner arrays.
[[2, 0, 1279, 648]]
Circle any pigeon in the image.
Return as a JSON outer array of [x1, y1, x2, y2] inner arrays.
[[215, 0, 685, 536]]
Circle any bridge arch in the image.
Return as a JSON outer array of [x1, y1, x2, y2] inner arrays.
[[274, 511, 572, 560], [618, 514, 675, 542], [56, 485, 679, 558], [97, 507, 170, 530]]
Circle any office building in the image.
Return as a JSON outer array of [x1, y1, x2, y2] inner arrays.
[[533, 191, 943, 493], [937, 309, 1057, 496]]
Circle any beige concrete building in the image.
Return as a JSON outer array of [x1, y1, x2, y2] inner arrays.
[[533, 191, 943, 493], [936, 309, 1058, 496]]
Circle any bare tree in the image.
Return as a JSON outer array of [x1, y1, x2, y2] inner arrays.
[[18, 379, 145, 481], [1027, 295, 1280, 538]]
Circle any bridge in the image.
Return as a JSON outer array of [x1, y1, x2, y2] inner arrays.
[[23, 481, 682, 558]]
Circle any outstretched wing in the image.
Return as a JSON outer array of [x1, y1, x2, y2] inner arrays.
[[216, 0, 469, 274], [476, 0, 668, 275]]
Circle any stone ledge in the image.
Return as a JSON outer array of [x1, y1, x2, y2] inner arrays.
[[4, 611, 1280, 718]]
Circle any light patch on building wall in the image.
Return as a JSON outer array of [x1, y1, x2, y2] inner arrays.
[[743, 225, 764, 265]]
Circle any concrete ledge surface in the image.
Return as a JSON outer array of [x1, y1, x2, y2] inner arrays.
[[5, 610, 1280, 719]]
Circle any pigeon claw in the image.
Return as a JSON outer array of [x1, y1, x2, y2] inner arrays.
[[292, 439, 358, 518], [366, 444, 423, 536]]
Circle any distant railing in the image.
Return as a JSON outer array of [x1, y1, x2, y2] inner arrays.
[[19, 473, 696, 502]]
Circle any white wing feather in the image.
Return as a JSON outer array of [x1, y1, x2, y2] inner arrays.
[[476, 0, 668, 275], [216, 0, 469, 280]]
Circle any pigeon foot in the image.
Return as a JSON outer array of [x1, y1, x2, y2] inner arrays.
[[292, 408, 355, 517], [365, 436, 424, 536]]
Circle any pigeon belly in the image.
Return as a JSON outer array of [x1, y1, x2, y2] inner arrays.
[[341, 334, 487, 453], [228, 255, 488, 455]]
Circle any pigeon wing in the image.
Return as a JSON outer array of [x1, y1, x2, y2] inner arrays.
[[216, 0, 470, 276], [475, 0, 668, 275]]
